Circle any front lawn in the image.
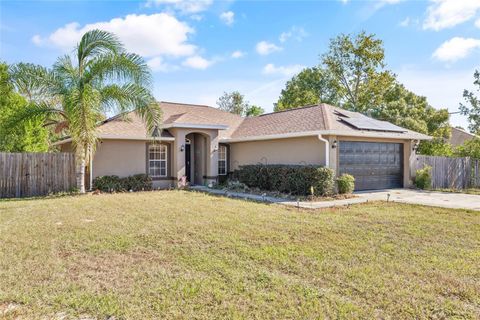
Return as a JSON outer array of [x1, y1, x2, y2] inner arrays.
[[0, 191, 479, 319]]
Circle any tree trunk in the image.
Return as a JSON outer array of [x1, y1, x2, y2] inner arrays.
[[75, 145, 86, 193]]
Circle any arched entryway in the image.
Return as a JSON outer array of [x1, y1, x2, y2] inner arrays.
[[185, 132, 209, 185]]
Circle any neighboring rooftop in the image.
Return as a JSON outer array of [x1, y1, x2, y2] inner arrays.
[[449, 127, 477, 147]]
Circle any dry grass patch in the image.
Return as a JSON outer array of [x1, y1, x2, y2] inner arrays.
[[0, 190, 479, 319]]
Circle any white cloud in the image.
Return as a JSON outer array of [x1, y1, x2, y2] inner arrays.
[[145, 0, 213, 14], [32, 13, 196, 58], [255, 41, 282, 55], [399, 17, 410, 27], [219, 11, 235, 26], [423, 0, 480, 31], [182, 55, 213, 69], [147, 56, 178, 72], [262, 63, 305, 77], [279, 26, 307, 43], [476, 17, 480, 28], [31, 34, 43, 45], [433, 37, 480, 62], [231, 50, 244, 58]]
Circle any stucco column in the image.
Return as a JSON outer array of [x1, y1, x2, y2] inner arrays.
[[206, 131, 219, 186], [404, 140, 414, 188], [172, 129, 186, 182], [328, 136, 338, 176]]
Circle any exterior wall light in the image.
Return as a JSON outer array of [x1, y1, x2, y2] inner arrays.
[[180, 144, 185, 152], [332, 140, 338, 149], [413, 141, 420, 153]]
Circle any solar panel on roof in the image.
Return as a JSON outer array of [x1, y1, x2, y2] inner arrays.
[[341, 117, 406, 133]]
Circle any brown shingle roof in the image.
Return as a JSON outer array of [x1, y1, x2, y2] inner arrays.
[[61, 102, 430, 143], [229, 104, 430, 140], [230, 104, 330, 138], [96, 101, 243, 139]]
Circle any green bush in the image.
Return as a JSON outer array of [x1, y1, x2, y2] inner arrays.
[[93, 175, 123, 192], [337, 174, 355, 194], [93, 174, 152, 192], [414, 166, 432, 190], [234, 165, 335, 196], [122, 174, 153, 192]]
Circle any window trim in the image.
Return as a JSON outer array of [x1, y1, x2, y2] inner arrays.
[[218, 144, 227, 176], [148, 144, 168, 178]]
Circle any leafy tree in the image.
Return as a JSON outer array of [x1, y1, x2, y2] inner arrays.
[[216, 91, 250, 116], [321, 31, 396, 113], [459, 70, 480, 134], [0, 62, 49, 152], [417, 138, 453, 157], [274, 67, 340, 111], [245, 105, 264, 117], [454, 138, 480, 159], [373, 83, 450, 137], [9, 30, 161, 193]]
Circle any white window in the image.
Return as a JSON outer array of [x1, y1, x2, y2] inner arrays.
[[148, 144, 167, 177], [218, 145, 227, 175]]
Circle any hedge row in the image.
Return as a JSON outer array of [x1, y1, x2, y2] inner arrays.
[[234, 165, 335, 196], [93, 174, 153, 192]]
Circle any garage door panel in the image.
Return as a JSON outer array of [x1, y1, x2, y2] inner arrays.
[[339, 141, 403, 191]]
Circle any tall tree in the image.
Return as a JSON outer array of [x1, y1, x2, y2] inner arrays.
[[245, 105, 264, 117], [0, 62, 49, 152], [216, 91, 250, 116], [274, 67, 340, 112], [321, 31, 396, 113], [9, 30, 161, 193], [373, 83, 450, 138], [459, 70, 480, 134]]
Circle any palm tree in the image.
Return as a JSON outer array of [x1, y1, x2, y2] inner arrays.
[[9, 30, 161, 193]]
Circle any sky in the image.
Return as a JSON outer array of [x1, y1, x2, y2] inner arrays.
[[1, 0, 480, 129]]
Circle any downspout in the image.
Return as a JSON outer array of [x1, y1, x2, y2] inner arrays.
[[317, 135, 329, 167]]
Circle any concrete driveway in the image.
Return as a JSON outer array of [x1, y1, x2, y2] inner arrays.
[[191, 186, 480, 211], [291, 189, 480, 211]]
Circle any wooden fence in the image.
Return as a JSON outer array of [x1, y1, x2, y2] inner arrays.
[[411, 155, 480, 189], [0, 152, 76, 198]]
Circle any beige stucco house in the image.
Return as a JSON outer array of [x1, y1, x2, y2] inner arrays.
[[56, 102, 431, 191]]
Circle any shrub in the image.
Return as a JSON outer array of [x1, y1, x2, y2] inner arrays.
[[337, 174, 355, 194], [93, 174, 152, 192], [122, 174, 153, 192], [414, 165, 432, 190], [234, 165, 335, 196], [93, 175, 123, 192]]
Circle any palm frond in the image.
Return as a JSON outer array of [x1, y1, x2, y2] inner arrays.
[[77, 30, 123, 70], [84, 52, 152, 86], [9, 63, 59, 102], [53, 55, 78, 89], [3, 101, 64, 133], [100, 83, 161, 132]]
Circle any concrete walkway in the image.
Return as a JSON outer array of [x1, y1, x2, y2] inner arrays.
[[190, 186, 480, 211]]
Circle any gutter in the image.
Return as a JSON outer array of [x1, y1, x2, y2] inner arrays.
[[221, 130, 432, 143]]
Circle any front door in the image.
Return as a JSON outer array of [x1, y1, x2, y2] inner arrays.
[[185, 144, 191, 183]]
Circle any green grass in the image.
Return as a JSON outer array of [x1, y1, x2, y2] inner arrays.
[[435, 188, 480, 195], [0, 191, 479, 319]]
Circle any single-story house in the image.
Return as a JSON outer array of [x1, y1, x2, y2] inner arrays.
[[56, 102, 431, 191], [449, 127, 477, 147]]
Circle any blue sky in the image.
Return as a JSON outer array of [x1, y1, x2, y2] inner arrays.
[[1, 0, 480, 129]]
